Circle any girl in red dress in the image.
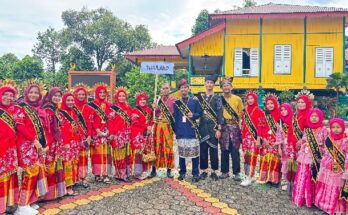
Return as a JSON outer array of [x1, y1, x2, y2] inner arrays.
[[276, 103, 298, 193], [0, 82, 19, 214], [42, 87, 66, 200], [241, 91, 266, 187], [131, 92, 153, 180], [15, 80, 49, 215], [89, 83, 112, 184], [74, 84, 94, 188], [108, 87, 133, 182], [258, 93, 282, 185], [58, 93, 80, 196]]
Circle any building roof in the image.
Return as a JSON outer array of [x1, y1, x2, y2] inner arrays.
[[175, 22, 226, 57], [211, 3, 348, 19]]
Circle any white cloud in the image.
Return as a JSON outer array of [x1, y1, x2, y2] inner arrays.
[[0, 0, 346, 57]]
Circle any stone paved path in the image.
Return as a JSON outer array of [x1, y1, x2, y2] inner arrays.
[[37, 172, 326, 215]]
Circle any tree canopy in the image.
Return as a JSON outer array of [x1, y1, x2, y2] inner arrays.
[[191, 9, 209, 35]]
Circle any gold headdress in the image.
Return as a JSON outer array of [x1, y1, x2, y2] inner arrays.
[[135, 91, 149, 99], [263, 92, 279, 105], [21, 79, 46, 95], [245, 90, 258, 99], [295, 89, 315, 101], [115, 86, 129, 97], [0, 79, 18, 92], [73, 82, 91, 94], [92, 82, 110, 93]]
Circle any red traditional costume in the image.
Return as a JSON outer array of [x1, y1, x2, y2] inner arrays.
[[108, 87, 132, 181], [241, 91, 266, 185], [57, 93, 80, 188], [293, 90, 313, 146], [315, 118, 348, 215], [15, 81, 48, 207], [292, 108, 328, 208], [276, 103, 298, 193], [42, 87, 66, 200], [73, 85, 94, 183], [153, 94, 176, 171], [259, 94, 282, 184], [0, 84, 19, 214], [131, 92, 153, 179], [89, 84, 112, 180]]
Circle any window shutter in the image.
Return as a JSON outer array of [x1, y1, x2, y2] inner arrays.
[[324, 48, 333, 77], [315, 48, 325, 77], [274, 45, 283, 74], [283, 45, 291, 74], [234, 48, 243, 76], [250, 48, 259, 76]]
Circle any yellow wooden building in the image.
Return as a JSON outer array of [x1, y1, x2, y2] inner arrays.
[[125, 3, 348, 93]]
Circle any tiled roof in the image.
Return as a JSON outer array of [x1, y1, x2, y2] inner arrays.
[[213, 3, 348, 15]]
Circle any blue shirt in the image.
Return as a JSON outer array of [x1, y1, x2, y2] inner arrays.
[[173, 96, 203, 139]]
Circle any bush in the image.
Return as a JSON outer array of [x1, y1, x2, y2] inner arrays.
[[278, 91, 295, 104]]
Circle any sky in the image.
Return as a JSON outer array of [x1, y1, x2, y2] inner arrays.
[[0, 0, 347, 57]]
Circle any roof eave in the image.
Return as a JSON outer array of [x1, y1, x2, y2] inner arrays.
[[211, 11, 348, 20], [176, 22, 226, 54]]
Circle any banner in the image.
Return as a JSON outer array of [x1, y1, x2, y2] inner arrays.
[[140, 62, 174, 74]]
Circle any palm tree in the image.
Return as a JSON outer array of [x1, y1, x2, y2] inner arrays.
[[326, 72, 348, 113]]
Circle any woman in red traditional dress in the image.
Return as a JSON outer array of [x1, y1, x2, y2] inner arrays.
[[41, 87, 66, 200], [89, 83, 112, 184], [293, 90, 313, 149], [108, 87, 133, 182], [57, 93, 80, 196], [276, 103, 298, 194], [15, 80, 49, 215], [240, 91, 266, 187], [74, 84, 94, 188], [130, 92, 153, 180], [0, 82, 19, 214], [258, 93, 282, 185]]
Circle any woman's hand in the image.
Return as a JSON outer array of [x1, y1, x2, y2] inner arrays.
[[215, 130, 221, 139]]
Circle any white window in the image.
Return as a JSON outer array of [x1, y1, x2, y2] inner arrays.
[[315, 47, 333, 77], [274, 45, 291, 74], [234, 48, 259, 76]]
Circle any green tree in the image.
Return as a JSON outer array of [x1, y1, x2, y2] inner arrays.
[[124, 66, 165, 106], [13, 55, 44, 82], [0, 53, 19, 79], [60, 46, 95, 72], [243, 0, 257, 7], [42, 70, 68, 90], [32, 27, 67, 73], [326, 72, 348, 111], [192, 9, 209, 35], [61, 8, 151, 71]]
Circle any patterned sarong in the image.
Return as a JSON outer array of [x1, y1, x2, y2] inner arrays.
[[90, 143, 112, 177], [177, 139, 200, 159], [154, 120, 174, 169], [259, 153, 281, 184], [0, 172, 18, 213], [19, 164, 48, 206], [113, 144, 131, 180], [78, 149, 89, 179]]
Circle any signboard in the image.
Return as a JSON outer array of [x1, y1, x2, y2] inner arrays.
[[68, 71, 116, 102], [140, 62, 174, 75]]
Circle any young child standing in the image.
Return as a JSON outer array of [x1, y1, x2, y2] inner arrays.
[[292, 108, 328, 208], [276, 103, 298, 193], [315, 118, 348, 215]]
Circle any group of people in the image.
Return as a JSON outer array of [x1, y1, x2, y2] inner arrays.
[[0, 74, 347, 215]]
